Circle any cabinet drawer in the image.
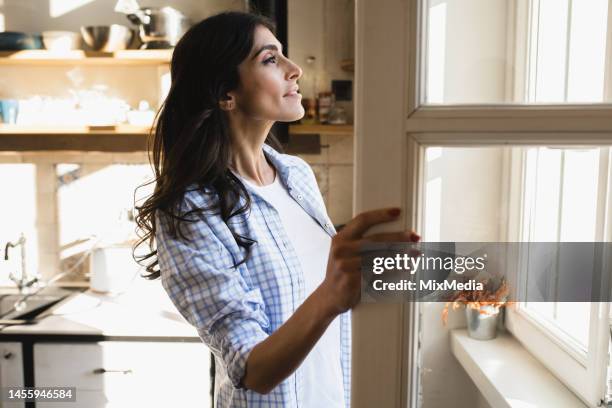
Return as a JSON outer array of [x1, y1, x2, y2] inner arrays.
[[34, 342, 211, 406], [0, 342, 25, 408]]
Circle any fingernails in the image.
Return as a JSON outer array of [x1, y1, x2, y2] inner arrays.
[[405, 231, 420, 241], [407, 231, 420, 241], [388, 208, 401, 217]]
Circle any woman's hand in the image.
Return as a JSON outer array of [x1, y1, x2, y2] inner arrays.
[[318, 207, 421, 316]]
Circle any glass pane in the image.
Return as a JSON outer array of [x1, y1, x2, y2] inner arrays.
[[418, 145, 606, 407], [521, 147, 599, 349], [423, 0, 611, 104], [57, 164, 155, 281], [0, 164, 37, 284]]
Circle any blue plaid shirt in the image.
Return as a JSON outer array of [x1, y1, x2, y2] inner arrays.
[[156, 143, 351, 407]]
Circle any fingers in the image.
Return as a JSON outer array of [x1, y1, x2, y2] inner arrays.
[[335, 256, 362, 273], [339, 207, 402, 239], [365, 230, 421, 243], [332, 230, 421, 257]]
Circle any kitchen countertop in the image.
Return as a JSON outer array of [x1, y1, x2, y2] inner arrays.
[[0, 278, 199, 340]]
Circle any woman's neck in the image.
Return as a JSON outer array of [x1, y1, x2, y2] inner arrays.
[[228, 114, 276, 186]]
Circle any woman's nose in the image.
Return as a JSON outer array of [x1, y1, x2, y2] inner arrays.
[[286, 59, 303, 81]]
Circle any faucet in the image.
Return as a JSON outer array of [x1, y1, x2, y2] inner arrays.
[[4, 233, 38, 293]]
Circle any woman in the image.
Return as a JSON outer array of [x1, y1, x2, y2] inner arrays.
[[135, 11, 420, 408]]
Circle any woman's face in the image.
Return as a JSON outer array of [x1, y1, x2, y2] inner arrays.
[[229, 25, 304, 122]]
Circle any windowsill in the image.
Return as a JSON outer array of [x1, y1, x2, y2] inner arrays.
[[450, 329, 587, 408]]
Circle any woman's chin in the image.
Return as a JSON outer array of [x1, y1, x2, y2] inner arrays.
[[277, 106, 305, 123]]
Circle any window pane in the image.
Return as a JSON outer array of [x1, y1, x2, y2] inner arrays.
[[423, 0, 611, 104], [533, 0, 569, 103], [566, 0, 609, 102], [523, 147, 600, 349], [419, 145, 605, 406], [57, 164, 155, 281], [0, 164, 37, 284], [559, 149, 599, 241], [528, 148, 562, 241], [420, 146, 516, 407]]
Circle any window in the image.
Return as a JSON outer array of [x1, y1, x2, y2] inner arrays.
[[0, 158, 154, 286], [57, 163, 154, 282], [353, 0, 612, 406], [419, 0, 612, 405], [0, 164, 37, 285]]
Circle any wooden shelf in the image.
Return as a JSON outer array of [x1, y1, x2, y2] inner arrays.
[[0, 124, 352, 152], [1, 124, 353, 136], [0, 50, 172, 65], [0, 124, 153, 135], [289, 124, 353, 136], [0, 125, 151, 152]]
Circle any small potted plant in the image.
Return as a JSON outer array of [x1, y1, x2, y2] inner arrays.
[[442, 278, 511, 340]]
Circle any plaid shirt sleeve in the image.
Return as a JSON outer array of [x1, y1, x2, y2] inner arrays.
[[155, 200, 271, 389]]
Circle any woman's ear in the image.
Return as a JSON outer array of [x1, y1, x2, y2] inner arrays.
[[219, 94, 236, 111]]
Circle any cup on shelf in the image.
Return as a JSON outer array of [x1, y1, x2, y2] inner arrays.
[[0, 99, 19, 124]]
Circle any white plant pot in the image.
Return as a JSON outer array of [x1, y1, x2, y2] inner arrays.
[[466, 305, 500, 340]]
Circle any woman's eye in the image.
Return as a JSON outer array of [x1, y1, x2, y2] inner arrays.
[[263, 55, 277, 65]]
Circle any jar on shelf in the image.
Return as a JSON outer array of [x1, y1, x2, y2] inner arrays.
[[317, 91, 334, 124], [328, 105, 347, 125]]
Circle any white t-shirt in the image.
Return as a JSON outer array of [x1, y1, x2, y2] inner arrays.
[[232, 169, 344, 407]]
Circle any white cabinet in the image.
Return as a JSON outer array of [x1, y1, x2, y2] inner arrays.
[[0, 342, 25, 408], [34, 341, 211, 408]]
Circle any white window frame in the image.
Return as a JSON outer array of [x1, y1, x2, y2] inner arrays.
[[353, 0, 612, 406]]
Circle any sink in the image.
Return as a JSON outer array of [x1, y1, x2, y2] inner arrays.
[[0, 287, 80, 321]]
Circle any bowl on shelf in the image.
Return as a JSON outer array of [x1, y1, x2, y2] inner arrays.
[[0, 32, 43, 50], [42, 31, 81, 52], [80, 25, 133, 52]]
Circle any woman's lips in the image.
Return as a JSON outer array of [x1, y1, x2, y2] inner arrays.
[[284, 91, 301, 97], [284, 86, 300, 97]]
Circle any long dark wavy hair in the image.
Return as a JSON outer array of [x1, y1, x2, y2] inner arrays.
[[134, 11, 284, 280]]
